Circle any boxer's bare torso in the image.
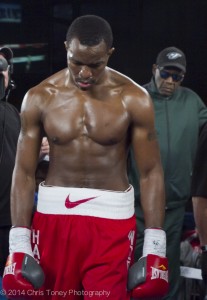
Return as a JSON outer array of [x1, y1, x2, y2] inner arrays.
[[22, 67, 146, 191]]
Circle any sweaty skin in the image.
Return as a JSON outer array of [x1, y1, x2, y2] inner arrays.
[[11, 39, 165, 228]]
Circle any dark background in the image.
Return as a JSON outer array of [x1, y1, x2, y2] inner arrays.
[[0, 0, 207, 110]]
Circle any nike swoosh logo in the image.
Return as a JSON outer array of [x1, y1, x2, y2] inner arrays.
[[65, 194, 98, 209]]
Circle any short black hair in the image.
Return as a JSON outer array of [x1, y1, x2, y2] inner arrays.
[[66, 15, 113, 49]]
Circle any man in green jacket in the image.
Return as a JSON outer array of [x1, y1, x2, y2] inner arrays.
[[128, 46, 207, 299]]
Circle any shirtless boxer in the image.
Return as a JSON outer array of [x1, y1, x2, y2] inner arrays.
[[3, 15, 168, 299]]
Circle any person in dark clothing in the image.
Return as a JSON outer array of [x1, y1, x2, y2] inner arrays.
[[191, 122, 207, 299], [128, 46, 207, 299], [0, 47, 20, 278]]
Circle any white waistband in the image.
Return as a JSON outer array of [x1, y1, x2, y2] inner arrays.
[[37, 183, 135, 219]]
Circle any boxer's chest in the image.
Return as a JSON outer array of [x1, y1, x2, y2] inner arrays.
[[42, 93, 130, 145]]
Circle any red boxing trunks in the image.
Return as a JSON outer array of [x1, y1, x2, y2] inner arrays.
[[31, 184, 136, 299]]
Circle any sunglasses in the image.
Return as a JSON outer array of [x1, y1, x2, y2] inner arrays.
[[158, 67, 184, 82]]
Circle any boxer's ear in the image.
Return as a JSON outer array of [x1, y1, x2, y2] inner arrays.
[[108, 47, 115, 57]]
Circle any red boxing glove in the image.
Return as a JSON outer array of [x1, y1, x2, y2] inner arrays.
[[128, 254, 169, 299], [128, 228, 169, 299], [2, 227, 45, 299]]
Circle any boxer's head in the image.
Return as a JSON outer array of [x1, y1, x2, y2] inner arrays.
[[64, 15, 115, 90]]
